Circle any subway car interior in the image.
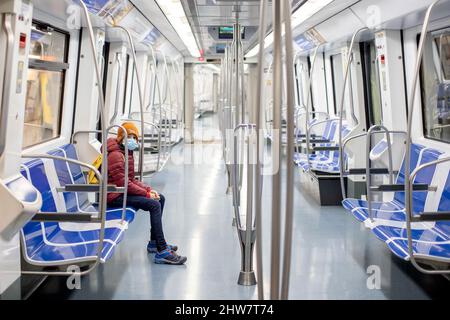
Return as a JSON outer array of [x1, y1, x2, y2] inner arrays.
[[0, 0, 450, 301]]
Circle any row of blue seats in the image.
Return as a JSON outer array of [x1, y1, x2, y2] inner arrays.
[[21, 144, 136, 266], [294, 119, 353, 174], [342, 143, 450, 262]]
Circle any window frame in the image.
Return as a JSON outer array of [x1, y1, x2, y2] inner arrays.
[[23, 20, 70, 149], [419, 26, 450, 144]]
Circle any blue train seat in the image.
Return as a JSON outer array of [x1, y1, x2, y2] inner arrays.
[[294, 120, 336, 163], [342, 144, 441, 223], [372, 159, 450, 261], [294, 121, 352, 174], [20, 144, 136, 266], [342, 143, 450, 262]]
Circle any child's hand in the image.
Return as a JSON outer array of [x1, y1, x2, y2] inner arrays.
[[150, 190, 160, 200]]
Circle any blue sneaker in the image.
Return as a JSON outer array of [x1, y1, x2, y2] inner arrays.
[[147, 241, 178, 254], [154, 248, 187, 265]]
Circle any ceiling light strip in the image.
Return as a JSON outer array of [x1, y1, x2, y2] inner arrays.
[[245, 0, 334, 57], [156, 0, 201, 57]]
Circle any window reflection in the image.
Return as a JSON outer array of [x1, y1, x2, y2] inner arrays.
[[421, 29, 450, 142], [24, 70, 63, 148], [23, 22, 68, 149]]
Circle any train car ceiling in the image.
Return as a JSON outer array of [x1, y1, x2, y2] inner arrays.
[[31, 0, 184, 58]]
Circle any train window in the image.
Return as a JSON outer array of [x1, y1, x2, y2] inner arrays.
[[23, 22, 69, 149], [29, 23, 67, 63], [420, 28, 450, 143], [361, 41, 383, 126]]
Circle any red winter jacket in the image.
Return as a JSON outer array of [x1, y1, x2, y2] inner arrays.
[[106, 137, 151, 203]]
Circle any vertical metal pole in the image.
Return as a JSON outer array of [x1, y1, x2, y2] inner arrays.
[[110, 52, 123, 125], [239, 28, 246, 122], [229, 41, 235, 128], [162, 54, 173, 145], [338, 27, 369, 200], [184, 64, 195, 144], [107, 25, 146, 181], [254, 0, 268, 300], [270, 0, 282, 300], [79, 0, 108, 272], [281, 0, 295, 300], [234, 22, 240, 125], [0, 12, 15, 159], [236, 125, 257, 286], [365, 126, 373, 221], [304, 46, 321, 171], [405, 0, 442, 273], [245, 131, 254, 273]]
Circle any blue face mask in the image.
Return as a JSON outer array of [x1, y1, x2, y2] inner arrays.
[[125, 138, 139, 151]]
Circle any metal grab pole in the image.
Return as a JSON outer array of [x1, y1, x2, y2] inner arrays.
[[170, 60, 181, 141], [254, 0, 268, 300], [80, 0, 108, 275], [148, 46, 170, 169], [107, 125, 128, 223], [161, 54, 174, 144], [150, 48, 168, 155], [105, 16, 146, 182], [234, 23, 240, 126], [270, 0, 282, 300], [232, 124, 257, 286], [338, 27, 369, 201], [225, 44, 235, 194], [147, 45, 158, 111], [404, 0, 449, 275], [365, 125, 394, 222], [281, 0, 295, 300], [0, 12, 15, 159], [239, 31, 246, 123], [122, 118, 164, 174], [304, 45, 322, 170], [110, 52, 123, 125]]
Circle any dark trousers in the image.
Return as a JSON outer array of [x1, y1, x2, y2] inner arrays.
[[109, 194, 166, 250]]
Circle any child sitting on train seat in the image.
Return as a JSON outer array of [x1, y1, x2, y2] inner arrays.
[[106, 122, 187, 265]]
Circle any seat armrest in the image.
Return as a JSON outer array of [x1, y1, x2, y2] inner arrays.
[[312, 146, 340, 152], [31, 212, 100, 223], [370, 184, 432, 192], [413, 212, 450, 222], [348, 168, 398, 175], [56, 184, 125, 193], [301, 139, 331, 144]]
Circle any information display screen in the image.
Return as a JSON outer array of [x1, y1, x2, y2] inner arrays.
[[218, 26, 245, 40]]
